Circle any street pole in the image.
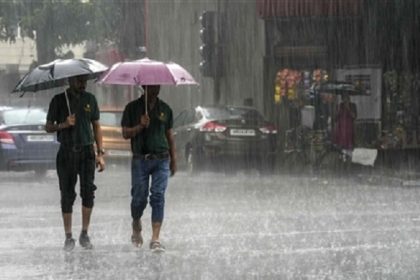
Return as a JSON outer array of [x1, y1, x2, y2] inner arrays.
[[214, 0, 221, 105]]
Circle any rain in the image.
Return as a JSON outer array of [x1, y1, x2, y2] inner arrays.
[[1, 0, 420, 279]]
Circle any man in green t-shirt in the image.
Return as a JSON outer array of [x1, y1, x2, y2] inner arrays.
[[45, 75, 105, 251], [121, 85, 176, 252]]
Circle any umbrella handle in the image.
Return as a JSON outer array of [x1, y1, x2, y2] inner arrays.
[[65, 89, 72, 115], [134, 77, 147, 115], [144, 86, 148, 114]]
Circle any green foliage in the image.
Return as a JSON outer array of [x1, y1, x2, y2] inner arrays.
[[0, 0, 20, 42], [0, 0, 123, 61], [36, 2, 90, 42], [88, 0, 122, 47]]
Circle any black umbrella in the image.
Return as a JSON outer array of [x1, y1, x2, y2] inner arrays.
[[12, 58, 108, 93]]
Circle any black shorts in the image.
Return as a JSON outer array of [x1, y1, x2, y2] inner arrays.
[[57, 145, 97, 212]]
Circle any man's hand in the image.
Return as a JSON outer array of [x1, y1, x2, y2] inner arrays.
[[170, 159, 177, 177], [139, 114, 150, 128], [96, 155, 105, 172], [67, 114, 76, 127]]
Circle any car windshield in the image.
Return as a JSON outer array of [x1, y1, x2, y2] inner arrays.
[[202, 107, 265, 122], [2, 109, 46, 125], [101, 111, 123, 126]]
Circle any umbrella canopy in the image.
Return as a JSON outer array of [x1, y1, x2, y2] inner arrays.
[[12, 58, 109, 93], [318, 81, 364, 95], [98, 57, 198, 86]]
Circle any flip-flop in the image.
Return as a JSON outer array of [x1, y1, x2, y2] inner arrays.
[[150, 240, 165, 252]]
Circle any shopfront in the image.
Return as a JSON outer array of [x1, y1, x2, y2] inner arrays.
[[257, 0, 362, 150], [258, 0, 420, 158]]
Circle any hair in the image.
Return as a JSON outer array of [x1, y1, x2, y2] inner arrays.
[[141, 85, 160, 91], [68, 74, 89, 83]]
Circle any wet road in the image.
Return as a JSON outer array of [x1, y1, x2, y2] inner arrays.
[[1, 166, 420, 279]]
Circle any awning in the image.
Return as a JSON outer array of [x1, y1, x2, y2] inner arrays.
[[257, 0, 361, 18]]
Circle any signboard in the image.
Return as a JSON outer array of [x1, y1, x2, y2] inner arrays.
[[335, 67, 382, 120]]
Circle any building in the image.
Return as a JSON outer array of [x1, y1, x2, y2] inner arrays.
[[146, 0, 420, 151]]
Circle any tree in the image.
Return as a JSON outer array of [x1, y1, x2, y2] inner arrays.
[[86, 0, 146, 60], [0, 1, 94, 63], [117, 0, 145, 59], [0, 0, 145, 64]]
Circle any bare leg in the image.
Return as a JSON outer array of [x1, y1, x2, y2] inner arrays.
[[151, 222, 162, 242], [131, 219, 143, 247], [62, 212, 76, 250], [149, 222, 165, 251], [132, 219, 142, 236], [82, 206, 92, 232], [63, 213, 72, 234], [78, 206, 94, 249]]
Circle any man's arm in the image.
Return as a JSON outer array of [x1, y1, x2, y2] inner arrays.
[[122, 114, 149, 139], [45, 120, 63, 133], [166, 128, 177, 176], [122, 125, 144, 139], [45, 114, 75, 133], [92, 120, 105, 172]]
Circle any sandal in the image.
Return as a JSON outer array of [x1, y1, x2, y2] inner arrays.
[[150, 240, 165, 252], [131, 220, 143, 247]]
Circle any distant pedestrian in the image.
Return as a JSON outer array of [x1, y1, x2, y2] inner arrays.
[[121, 85, 176, 252], [333, 92, 357, 159], [45, 74, 105, 251]]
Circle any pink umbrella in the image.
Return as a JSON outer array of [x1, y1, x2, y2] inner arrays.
[[99, 57, 197, 85], [99, 57, 197, 112]]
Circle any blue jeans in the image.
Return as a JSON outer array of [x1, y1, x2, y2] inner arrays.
[[130, 158, 170, 223]]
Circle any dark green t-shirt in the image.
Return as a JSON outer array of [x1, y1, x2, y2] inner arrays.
[[46, 90, 99, 146], [121, 96, 173, 155]]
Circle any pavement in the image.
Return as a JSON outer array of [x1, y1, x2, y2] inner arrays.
[[1, 166, 420, 279]]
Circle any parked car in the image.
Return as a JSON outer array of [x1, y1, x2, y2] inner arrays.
[[0, 107, 59, 176], [100, 108, 131, 162], [173, 105, 278, 173]]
